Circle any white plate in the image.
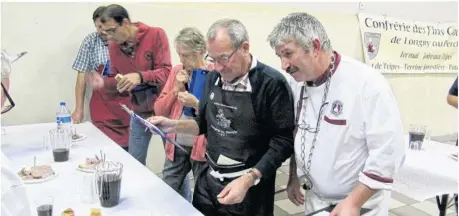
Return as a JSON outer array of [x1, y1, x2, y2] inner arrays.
[[72, 133, 87, 142], [18, 168, 58, 184], [76, 158, 99, 173], [76, 164, 96, 173]]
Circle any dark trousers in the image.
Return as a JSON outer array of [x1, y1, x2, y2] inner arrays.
[[162, 145, 207, 201], [192, 166, 275, 216]]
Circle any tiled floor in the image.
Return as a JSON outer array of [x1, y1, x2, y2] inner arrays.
[[271, 166, 457, 216], [152, 135, 458, 216], [183, 165, 457, 216]]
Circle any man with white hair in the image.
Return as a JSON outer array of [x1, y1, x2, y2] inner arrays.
[[267, 12, 406, 215], [149, 19, 295, 215]]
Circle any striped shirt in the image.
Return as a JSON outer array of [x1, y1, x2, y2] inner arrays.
[[72, 32, 109, 73]]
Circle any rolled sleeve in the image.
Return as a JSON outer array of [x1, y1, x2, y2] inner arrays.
[[359, 79, 406, 190]]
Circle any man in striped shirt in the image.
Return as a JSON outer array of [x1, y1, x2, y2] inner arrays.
[[71, 6, 131, 149]]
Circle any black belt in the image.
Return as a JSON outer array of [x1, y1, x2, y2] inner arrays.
[[205, 153, 249, 174]]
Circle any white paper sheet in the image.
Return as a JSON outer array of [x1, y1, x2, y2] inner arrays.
[[312, 211, 330, 216]]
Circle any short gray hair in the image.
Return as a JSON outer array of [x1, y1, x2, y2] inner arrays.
[[267, 12, 332, 52], [207, 18, 249, 49], [174, 27, 207, 53]]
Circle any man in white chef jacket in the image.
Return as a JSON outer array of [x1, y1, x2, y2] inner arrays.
[[267, 12, 406, 216], [1, 50, 33, 216]]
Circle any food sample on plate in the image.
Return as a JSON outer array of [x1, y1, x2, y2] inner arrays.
[[17, 165, 55, 180], [72, 133, 83, 140], [61, 208, 75, 216], [90, 208, 101, 216], [78, 157, 102, 170]]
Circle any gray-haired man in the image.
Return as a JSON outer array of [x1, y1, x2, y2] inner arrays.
[[149, 19, 295, 215], [268, 12, 405, 216]]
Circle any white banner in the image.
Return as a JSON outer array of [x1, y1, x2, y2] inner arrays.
[[358, 13, 458, 74]]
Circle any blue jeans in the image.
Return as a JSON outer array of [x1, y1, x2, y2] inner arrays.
[[128, 114, 194, 202], [128, 114, 153, 165]]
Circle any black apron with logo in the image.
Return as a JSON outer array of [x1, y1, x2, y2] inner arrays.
[[192, 78, 276, 216]]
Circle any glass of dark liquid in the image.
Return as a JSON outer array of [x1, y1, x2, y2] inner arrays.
[[409, 124, 428, 150], [34, 196, 54, 216], [49, 128, 72, 162], [95, 161, 123, 208]]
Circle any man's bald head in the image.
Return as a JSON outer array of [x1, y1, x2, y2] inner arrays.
[[205, 19, 252, 81], [206, 19, 249, 50]]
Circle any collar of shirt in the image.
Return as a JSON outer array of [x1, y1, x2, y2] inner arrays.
[[218, 55, 257, 92], [96, 34, 108, 46]]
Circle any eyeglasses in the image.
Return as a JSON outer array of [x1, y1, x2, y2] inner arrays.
[[207, 48, 238, 65], [103, 25, 120, 35], [1, 82, 15, 114], [296, 101, 329, 133]]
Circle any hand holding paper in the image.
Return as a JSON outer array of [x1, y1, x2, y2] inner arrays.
[[146, 116, 177, 133], [119, 104, 189, 154]]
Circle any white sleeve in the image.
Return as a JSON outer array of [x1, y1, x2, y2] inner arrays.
[[358, 76, 406, 190], [1, 152, 33, 216]]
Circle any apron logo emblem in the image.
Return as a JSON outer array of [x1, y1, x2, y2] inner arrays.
[[331, 100, 343, 116], [210, 92, 214, 100], [216, 109, 231, 129]]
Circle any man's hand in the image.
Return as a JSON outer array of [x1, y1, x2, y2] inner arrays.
[[329, 198, 361, 216], [117, 72, 141, 93], [147, 116, 177, 133], [330, 183, 375, 216], [173, 70, 189, 94], [71, 110, 84, 124], [217, 174, 253, 205], [86, 73, 104, 90], [286, 175, 304, 206], [177, 91, 199, 109]]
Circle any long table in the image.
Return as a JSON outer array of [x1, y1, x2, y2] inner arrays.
[[393, 137, 457, 201], [393, 137, 457, 215], [1, 122, 204, 216]]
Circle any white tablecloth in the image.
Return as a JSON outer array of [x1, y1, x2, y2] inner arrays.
[[393, 136, 458, 201], [1, 122, 204, 216]]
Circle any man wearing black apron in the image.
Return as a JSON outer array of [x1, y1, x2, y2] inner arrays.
[[148, 19, 295, 216]]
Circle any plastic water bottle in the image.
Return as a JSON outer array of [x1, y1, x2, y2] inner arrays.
[[56, 102, 72, 130]]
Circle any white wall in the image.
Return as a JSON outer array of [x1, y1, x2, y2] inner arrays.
[[1, 2, 457, 138]]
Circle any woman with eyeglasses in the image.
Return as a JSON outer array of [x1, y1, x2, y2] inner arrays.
[[154, 27, 212, 202]]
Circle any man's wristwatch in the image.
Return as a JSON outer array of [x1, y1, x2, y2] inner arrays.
[[247, 169, 261, 186]]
